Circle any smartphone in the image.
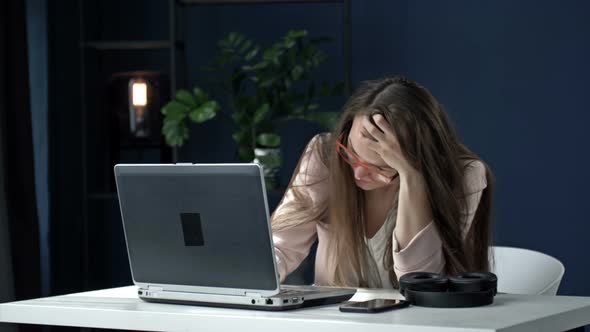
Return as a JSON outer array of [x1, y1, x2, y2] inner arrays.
[[339, 299, 410, 313]]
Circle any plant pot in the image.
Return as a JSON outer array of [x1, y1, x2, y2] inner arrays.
[[253, 147, 282, 190]]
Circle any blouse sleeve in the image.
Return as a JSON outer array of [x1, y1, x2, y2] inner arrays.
[[391, 160, 488, 278], [272, 134, 329, 282]]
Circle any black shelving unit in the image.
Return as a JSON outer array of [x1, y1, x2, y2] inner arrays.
[[78, 0, 351, 290]]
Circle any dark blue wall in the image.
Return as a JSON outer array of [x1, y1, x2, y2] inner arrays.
[[43, 0, 590, 298], [384, 1, 590, 297], [175, 0, 590, 296]]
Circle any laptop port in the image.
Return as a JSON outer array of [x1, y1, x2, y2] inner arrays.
[[265, 298, 273, 305], [283, 299, 289, 304], [251, 299, 256, 304], [292, 297, 299, 303]]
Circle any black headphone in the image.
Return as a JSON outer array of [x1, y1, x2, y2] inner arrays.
[[399, 271, 498, 308]]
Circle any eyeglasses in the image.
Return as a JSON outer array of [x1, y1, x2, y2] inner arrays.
[[335, 134, 399, 183]]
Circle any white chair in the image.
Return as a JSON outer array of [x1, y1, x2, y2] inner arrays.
[[491, 246, 565, 295]]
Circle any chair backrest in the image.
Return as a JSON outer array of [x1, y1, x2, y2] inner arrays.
[[491, 246, 565, 295]]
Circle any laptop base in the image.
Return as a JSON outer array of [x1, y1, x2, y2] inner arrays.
[[140, 293, 355, 311]]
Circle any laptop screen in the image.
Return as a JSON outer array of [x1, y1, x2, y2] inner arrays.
[[114, 164, 278, 291]]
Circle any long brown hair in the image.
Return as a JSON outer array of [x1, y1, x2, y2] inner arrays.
[[272, 76, 494, 288]]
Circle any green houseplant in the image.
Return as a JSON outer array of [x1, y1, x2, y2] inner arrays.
[[161, 30, 343, 188], [160, 87, 220, 148]]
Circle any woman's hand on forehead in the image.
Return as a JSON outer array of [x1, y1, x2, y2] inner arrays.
[[361, 114, 416, 177]]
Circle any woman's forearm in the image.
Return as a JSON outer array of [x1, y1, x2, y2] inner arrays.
[[394, 171, 433, 250]]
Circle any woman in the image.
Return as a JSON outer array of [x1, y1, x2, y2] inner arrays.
[[271, 76, 493, 289]]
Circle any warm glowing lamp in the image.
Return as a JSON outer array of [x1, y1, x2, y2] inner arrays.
[[128, 79, 149, 137]]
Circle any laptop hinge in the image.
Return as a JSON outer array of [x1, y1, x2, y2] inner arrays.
[[147, 285, 164, 292], [245, 292, 262, 298]]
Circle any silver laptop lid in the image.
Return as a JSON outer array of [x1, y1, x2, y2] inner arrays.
[[114, 163, 280, 296]]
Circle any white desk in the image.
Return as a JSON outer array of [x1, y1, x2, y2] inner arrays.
[[1, 286, 590, 332]]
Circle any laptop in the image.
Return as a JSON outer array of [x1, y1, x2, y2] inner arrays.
[[114, 163, 356, 310]]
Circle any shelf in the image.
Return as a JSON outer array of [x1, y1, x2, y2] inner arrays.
[[180, 0, 342, 4], [81, 40, 184, 51]]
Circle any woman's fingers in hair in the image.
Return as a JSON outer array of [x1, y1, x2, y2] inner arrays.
[[363, 114, 393, 141], [363, 114, 409, 173]]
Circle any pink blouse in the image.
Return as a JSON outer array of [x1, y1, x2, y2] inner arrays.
[[272, 134, 488, 287]]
